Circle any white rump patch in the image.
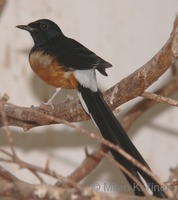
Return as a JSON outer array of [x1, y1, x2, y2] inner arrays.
[[74, 69, 97, 92]]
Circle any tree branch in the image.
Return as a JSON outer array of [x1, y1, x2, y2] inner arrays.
[[121, 73, 178, 130], [67, 144, 109, 182], [0, 166, 168, 200], [141, 91, 178, 107]]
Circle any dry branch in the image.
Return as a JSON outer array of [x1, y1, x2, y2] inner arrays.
[[0, 166, 167, 200], [121, 74, 178, 130], [1, 109, 167, 191], [141, 91, 178, 107], [67, 144, 108, 182]]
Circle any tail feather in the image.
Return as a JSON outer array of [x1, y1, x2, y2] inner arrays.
[[78, 84, 166, 198]]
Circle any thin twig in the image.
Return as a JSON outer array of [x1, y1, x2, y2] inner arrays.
[[0, 166, 94, 200], [0, 147, 80, 189], [141, 91, 178, 107], [68, 144, 108, 182], [0, 102, 17, 159], [121, 74, 178, 131], [100, 151, 149, 196]]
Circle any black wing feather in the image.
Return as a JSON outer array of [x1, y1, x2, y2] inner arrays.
[[44, 36, 112, 76]]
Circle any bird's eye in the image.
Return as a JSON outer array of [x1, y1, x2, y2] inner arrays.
[[40, 23, 48, 30]]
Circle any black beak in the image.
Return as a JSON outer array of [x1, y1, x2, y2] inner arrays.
[[16, 25, 35, 32]]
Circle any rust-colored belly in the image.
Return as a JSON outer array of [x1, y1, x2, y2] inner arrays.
[[29, 50, 78, 89]]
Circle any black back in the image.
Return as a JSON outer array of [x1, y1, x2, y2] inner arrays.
[[28, 19, 112, 76]]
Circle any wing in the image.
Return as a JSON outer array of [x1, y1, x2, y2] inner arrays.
[[48, 36, 112, 76]]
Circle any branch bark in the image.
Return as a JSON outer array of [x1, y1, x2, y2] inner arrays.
[[0, 166, 167, 200]]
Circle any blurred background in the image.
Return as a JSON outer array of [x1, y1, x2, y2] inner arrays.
[[0, 0, 178, 195]]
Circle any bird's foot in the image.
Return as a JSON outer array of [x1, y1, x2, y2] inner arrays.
[[39, 100, 55, 111]]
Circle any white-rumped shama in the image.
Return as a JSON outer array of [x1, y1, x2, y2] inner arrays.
[[16, 19, 166, 198]]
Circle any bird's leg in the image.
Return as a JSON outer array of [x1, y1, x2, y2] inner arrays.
[[47, 88, 61, 104], [39, 88, 61, 111]]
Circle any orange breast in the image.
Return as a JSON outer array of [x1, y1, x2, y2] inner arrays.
[[29, 50, 78, 89]]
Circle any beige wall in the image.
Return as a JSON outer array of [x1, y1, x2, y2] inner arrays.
[[0, 0, 178, 194]]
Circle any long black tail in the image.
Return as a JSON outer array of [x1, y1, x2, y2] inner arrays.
[[78, 84, 166, 198]]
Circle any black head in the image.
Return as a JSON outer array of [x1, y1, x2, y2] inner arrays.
[[16, 19, 63, 46]]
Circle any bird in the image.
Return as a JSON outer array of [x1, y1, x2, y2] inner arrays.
[[16, 19, 166, 198]]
